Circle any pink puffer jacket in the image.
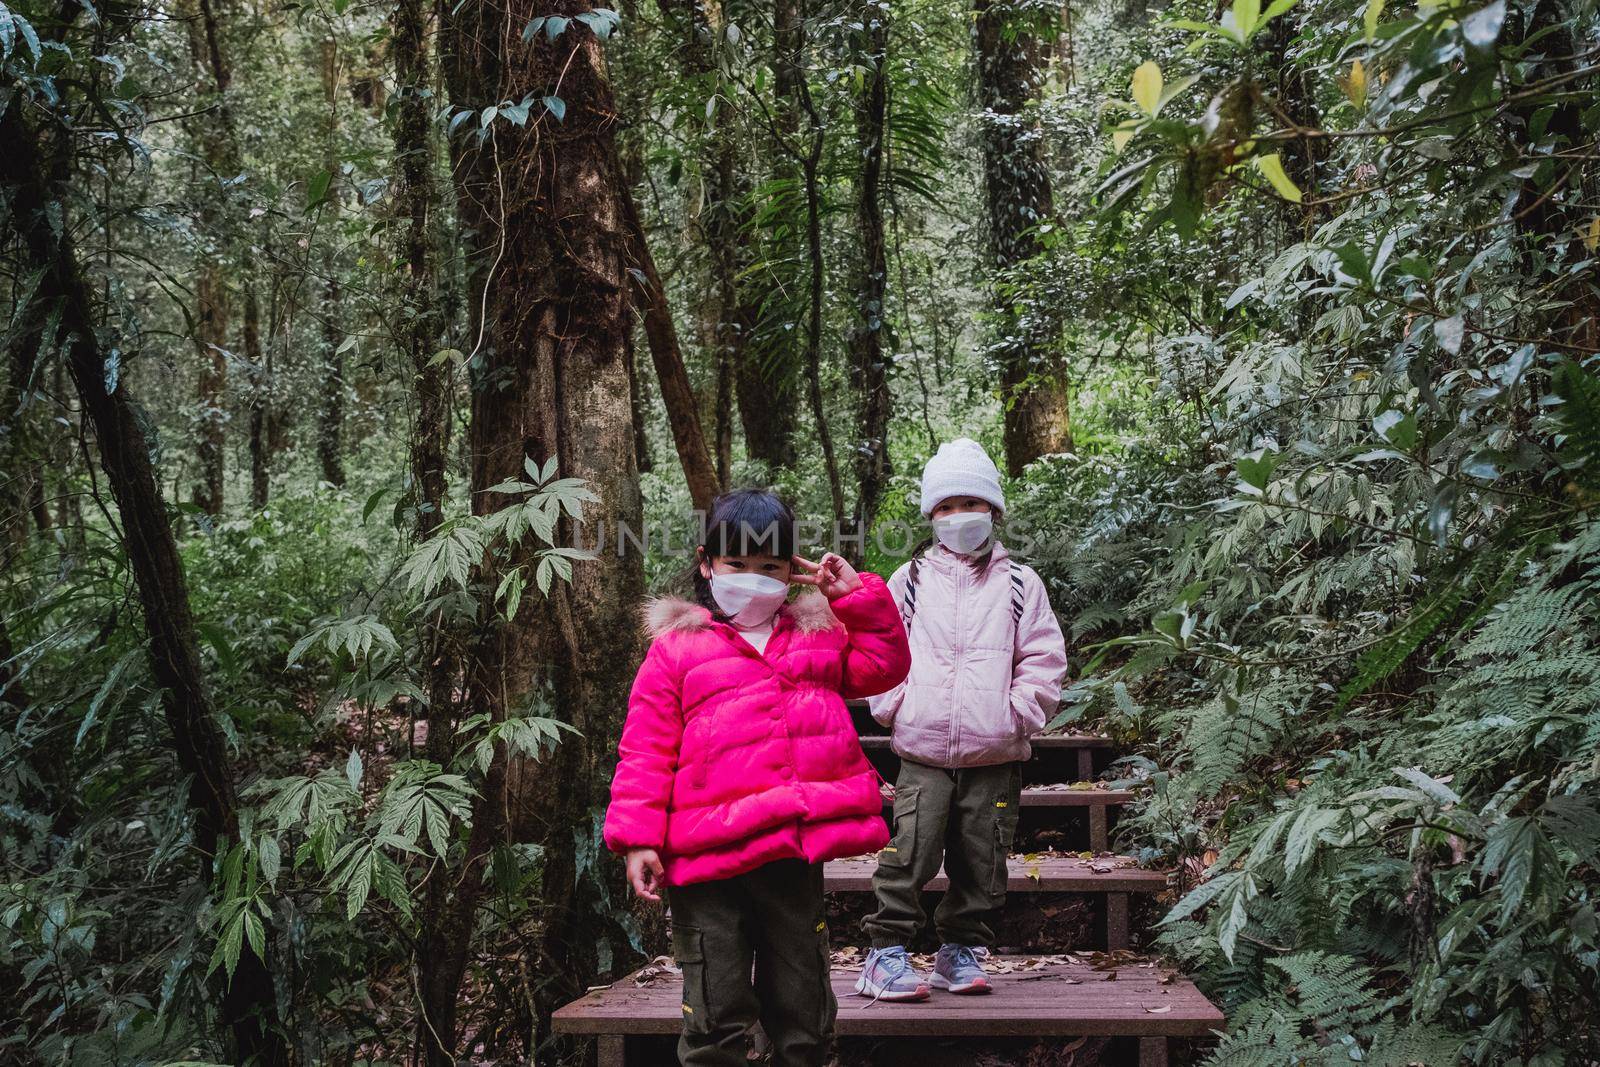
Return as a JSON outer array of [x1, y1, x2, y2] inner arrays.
[[867, 541, 1068, 768], [603, 573, 910, 886]]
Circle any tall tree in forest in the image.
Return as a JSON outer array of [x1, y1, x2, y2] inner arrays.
[[394, 0, 447, 534], [0, 91, 288, 1067], [732, 0, 805, 473], [317, 36, 347, 488], [180, 0, 242, 515], [621, 191, 722, 513], [244, 285, 269, 507], [655, 0, 763, 486], [421, 2, 645, 1059], [973, 0, 1070, 475], [848, 0, 892, 555]]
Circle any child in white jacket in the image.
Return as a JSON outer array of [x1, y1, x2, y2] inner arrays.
[[856, 438, 1069, 1001]]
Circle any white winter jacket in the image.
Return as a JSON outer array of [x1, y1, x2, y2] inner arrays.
[[867, 541, 1068, 768]]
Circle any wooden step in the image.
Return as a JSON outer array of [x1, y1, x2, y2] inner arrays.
[[857, 731, 1114, 781], [824, 854, 1167, 894], [1020, 786, 1134, 807], [874, 787, 1134, 852], [826, 854, 1168, 950], [857, 733, 1114, 750], [554, 954, 1223, 1066]]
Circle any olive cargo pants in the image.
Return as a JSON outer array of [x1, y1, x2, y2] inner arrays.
[[665, 858, 835, 1066], [864, 759, 1024, 949]]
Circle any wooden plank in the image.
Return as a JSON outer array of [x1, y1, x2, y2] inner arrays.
[[824, 855, 1168, 894], [1022, 787, 1134, 807], [553, 956, 1224, 1039], [597, 1034, 625, 1067], [858, 734, 1114, 751]]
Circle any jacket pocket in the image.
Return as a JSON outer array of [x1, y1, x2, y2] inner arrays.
[[877, 787, 918, 868], [671, 922, 710, 1035]]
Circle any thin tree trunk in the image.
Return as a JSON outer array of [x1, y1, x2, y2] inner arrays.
[[396, 0, 447, 535], [794, 53, 846, 532], [318, 37, 347, 488], [725, 0, 805, 473], [181, 0, 241, 515], [848, 0, 892, 561], [3, 290, 50, 554], [0, 94, 288, 1067], [245, 284, 269, 508], [620, 190, 720, 515], [974, 0, 1070, 476]]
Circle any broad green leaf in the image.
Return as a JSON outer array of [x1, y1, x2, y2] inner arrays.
[[1232, 0, 1261, 38]]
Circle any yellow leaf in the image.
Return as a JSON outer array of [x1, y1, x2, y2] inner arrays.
[[1112, 120, 1138, 154], [1131, 61, 1163, 117], [1364, 0, 1384, 38], [1585, 215, 1600, 251], [1344, 58, 1368, 108], [1254, 152, 1303, 203]]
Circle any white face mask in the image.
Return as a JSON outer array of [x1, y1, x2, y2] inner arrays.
[[709, 572, 788, 626], [932, 511, 993, 555]]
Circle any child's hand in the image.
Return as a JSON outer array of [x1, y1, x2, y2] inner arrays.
[[626, 848, 665, 902], [791, 552, 863, 600]]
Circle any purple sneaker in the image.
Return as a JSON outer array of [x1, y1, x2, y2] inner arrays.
[[931, 944, 991, 995], [855, 946, 931, 1002]]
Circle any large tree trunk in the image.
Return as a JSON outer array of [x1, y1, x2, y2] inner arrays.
[[0, 94, 288, 1067], [848, 0, 892, 560], [422, 3, 646, 1061], [181, 0, 242, 515], [974, 0, 1070, 476], [317, 37, 347, 488]]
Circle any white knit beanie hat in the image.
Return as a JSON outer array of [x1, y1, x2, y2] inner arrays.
[[918, 438, 1006, 517]]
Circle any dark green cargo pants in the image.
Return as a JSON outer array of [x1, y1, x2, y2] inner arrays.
[[665, 858, 835, 1066], [864, 759, 1024, 949]]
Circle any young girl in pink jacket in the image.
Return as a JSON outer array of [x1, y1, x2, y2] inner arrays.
[[858, 439, 1069, 1001], [603, 489, 911, 1066]]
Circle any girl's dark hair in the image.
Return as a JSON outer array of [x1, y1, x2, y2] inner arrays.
[[684, 489, 799, 615]]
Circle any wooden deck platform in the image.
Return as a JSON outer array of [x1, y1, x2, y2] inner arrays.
[[553, 955, 1223, 1065]]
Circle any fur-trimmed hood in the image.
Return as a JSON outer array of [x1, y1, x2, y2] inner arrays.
[[641, 591, 838, 639]]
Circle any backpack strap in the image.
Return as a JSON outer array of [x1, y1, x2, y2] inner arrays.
[[1009, 558, 1025, 625], [900, 554, 1025, 634], [901, 557, 921, 632]]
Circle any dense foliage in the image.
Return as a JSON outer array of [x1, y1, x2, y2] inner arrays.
[[1, 0, 1597, 1058]]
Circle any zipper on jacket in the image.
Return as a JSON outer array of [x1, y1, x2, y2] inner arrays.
[[949, 554, 964, 768]]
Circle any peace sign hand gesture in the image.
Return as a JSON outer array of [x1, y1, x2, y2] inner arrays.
[[790, 552, 863, 601]]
